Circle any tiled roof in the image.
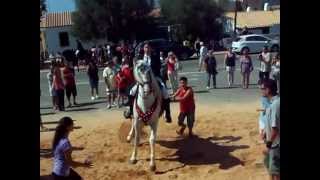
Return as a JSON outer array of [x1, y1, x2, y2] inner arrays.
[[40, 11, 73, 28], [225, 9, 280, 28]]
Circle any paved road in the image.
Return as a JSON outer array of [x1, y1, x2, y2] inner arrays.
[[40, 53, 271, 115]]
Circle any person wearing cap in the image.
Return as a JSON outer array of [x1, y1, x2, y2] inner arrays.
[[103, 61, 117, 109], [199, 42, 208, 72]]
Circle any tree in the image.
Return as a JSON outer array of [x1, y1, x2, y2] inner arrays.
[[40, 0, 47, 42], [72, 0, 156, 42], [160, 0, 224, 42], [40, 0, 46, 20]]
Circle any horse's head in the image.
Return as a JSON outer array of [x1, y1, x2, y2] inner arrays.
[[134, 60, 155, 97]]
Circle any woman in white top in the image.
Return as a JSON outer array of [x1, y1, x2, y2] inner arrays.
[[258, 46, 272, 85], [224, 47, 237, 88]]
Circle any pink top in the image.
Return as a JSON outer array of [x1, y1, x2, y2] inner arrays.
[[167, 57, 176, 73]]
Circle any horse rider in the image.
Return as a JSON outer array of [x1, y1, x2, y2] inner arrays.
[[124, 42, 172, 123]]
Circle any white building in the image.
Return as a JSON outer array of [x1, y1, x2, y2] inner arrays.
[[40, 11, 105, 55]]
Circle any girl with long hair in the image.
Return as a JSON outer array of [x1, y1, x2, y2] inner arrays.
[[52, 117, 92, 180]]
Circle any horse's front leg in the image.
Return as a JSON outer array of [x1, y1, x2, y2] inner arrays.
[[126, 118, 134, 143], [129, 118, 140, 164], [149, 119, 158, 171]]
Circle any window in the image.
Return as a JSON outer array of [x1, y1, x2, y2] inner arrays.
[[246, 36, 256, 41], [59, 32, 70, 47], [255, 36, 268, 41]]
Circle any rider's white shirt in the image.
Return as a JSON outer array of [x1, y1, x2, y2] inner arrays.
[[143, 54, 151, 66]]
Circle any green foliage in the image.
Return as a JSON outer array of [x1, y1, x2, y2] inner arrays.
[[71, 0, 156, 42], [160, 0, 224, 41]]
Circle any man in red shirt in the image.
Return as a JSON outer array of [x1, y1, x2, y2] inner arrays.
[[62, 61, 78, 107], [171, 77, 196, 137]]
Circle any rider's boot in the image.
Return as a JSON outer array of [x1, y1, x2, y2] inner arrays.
[[163, 98, 172, 123]]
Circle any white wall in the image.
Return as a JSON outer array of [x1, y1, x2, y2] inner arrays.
[[42, 26, 107, 54]]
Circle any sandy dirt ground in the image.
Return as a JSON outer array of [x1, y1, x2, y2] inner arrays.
[[40, 102, 269, 180]]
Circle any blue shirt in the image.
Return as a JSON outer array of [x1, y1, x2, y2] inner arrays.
[[53, 137, 72, 176], [265, 95, 280, 147], [259, 96, 271, 130]]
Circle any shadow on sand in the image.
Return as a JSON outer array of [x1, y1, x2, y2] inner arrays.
[[156, 135, 249, 172], [65, 107, 97, 112]]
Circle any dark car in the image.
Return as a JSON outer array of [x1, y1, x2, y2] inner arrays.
[[135, 39, 194, 60]]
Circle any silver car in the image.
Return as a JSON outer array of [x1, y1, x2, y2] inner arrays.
[[232, 34, 280, 54]]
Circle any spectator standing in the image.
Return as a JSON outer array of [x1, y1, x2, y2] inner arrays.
[[52, 63, 65, 111], [167, 52, 179, 94], [260, 79, 280, 180], [171, 77, 196, 138], [224, 47, 236, 88], [204, 50, 218, 89], [47, 64, 58, 110], [160, 51, 168, 86], [115, 70, 127, 108], [51, 117, 93, 180], [271, 53, 280, 95], [103, 61, 117, 109], [112, 56, 121, 73], [62, 61, 78, 107], [87, 61, 99, 100], [258, 46, 272, 85], [121, 56, 135, 95], [240, 49, 253, 89], [194, 38, 201, 57], [198, 42, 208, 72]]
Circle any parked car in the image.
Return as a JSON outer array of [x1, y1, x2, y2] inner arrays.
[[135, 39, 194, 60], [231, 34, 280, 54]]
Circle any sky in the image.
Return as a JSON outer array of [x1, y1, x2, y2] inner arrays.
[[45, 0, 160, 13], [46, 0, 76, 12]]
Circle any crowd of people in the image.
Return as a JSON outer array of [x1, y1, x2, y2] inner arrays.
[[197, 41, 280, 92], [42, 38, 280, 180]]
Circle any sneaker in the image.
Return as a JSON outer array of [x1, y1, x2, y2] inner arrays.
[[95, 95, 99, 99], [67, 104, 72, 108], [91, 96, 95, 100], [107, 104, 111, 109], [206, 86, 210, 90]]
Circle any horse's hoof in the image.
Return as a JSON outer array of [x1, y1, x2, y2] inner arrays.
[[129, 159, 137, 164], [150, 165, 156, 172], [126, 137, 131, 143]]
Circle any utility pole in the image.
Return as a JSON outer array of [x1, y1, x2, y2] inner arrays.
[[234, 0, 238, 37]]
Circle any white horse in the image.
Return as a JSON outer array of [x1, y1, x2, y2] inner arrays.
[[126, 60, 162, 171]]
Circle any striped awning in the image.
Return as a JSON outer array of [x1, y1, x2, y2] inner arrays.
[[40, 11, 73, 28], [224, 9, 280, 28]]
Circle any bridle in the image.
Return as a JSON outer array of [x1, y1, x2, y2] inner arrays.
[[136, 68, 154, 96]]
